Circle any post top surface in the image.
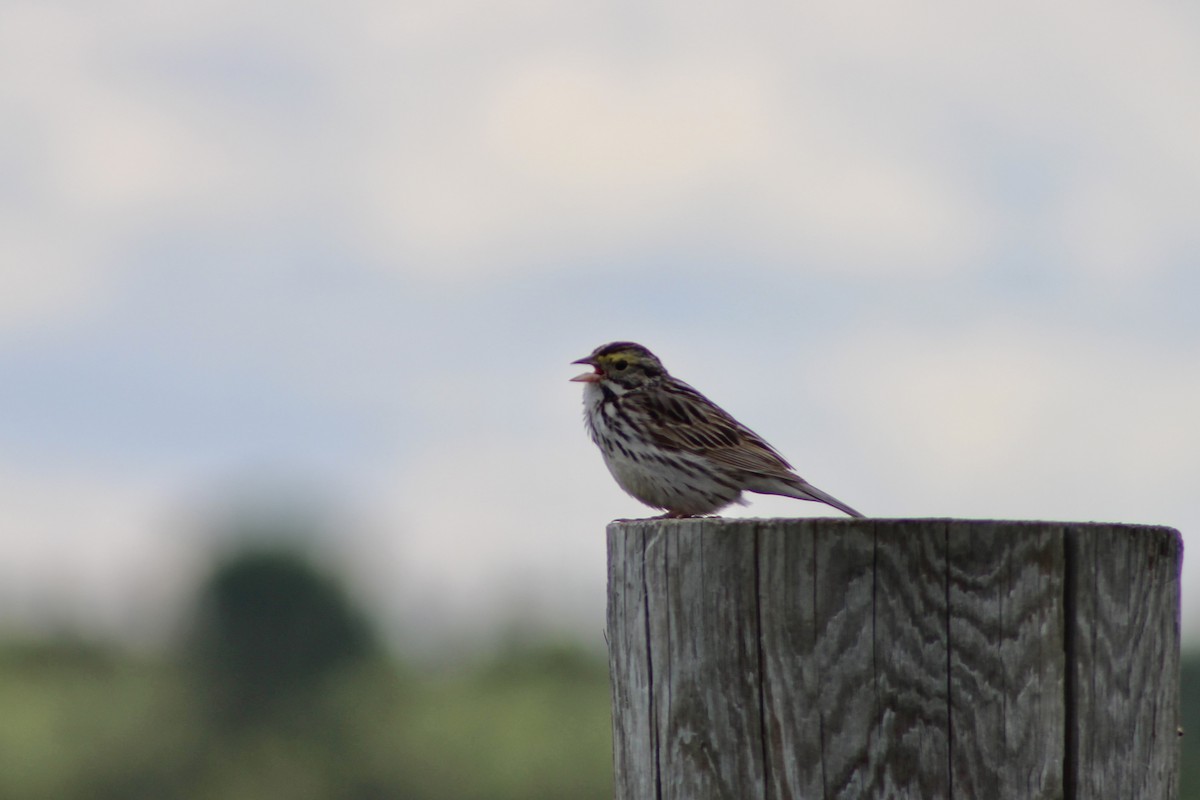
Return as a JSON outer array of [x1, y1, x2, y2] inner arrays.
[[606, 516, 1182, 543]]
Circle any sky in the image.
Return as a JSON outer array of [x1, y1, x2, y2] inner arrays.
[[1, 0, 1198, 649]]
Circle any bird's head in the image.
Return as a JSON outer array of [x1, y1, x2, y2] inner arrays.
[[571, 341, 666, 390]]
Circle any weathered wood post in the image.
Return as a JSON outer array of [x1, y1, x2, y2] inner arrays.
[[606, 518, 1182, 800]]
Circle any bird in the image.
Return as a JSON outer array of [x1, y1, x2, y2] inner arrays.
[[570, 341, 864, 518]]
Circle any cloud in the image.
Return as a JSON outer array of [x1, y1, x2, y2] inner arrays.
[[1058, 170, 1200, 288], [0, 2, 269, 331], [353, 46, 994, 279], [4, 0, 1200, 298], [824, 322, 1200, 506], [359, 432, 619, 645], [0, 465, 203, 640], [1, 0, 1198, 648]]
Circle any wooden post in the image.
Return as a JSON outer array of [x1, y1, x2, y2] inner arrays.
[[606, 518, 1182, 800]]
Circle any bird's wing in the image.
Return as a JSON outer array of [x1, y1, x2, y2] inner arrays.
[[624, 381, 800, 481]]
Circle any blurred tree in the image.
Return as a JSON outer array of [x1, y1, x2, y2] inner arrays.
[[1182, 653, 1200, 797], [0, 545, 619, 799], [185, 547, 378, 730]]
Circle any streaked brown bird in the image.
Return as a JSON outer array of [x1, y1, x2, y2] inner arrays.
[[571, 341, 864, 518]]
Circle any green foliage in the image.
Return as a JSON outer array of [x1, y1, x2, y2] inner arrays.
[[393, 645, 613, 800], [1182, 651, 1200, 798], [0, 548, 613, 800], [185, 548, 378, 729], [0, 638, 612, 800], [0, 638, 193, 800]]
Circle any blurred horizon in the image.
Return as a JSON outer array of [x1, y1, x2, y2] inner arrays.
[[3, 541, 1196, 799], [0, 544, 615, 800], [2, 0, 1198, 655]]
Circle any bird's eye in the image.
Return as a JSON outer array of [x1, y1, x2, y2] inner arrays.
[[614, 359, 628, 371]]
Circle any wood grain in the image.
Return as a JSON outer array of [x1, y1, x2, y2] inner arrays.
[[607, 523, 658, 800], [1067, 523, 1182, 799], [757, 517, 876, 800], [606, 518, 1181, 800], [947, 520, 1065, 799], [868, 519, 951, 799]]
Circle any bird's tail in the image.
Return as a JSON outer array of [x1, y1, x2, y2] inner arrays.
[[759, 477, 866, 518]]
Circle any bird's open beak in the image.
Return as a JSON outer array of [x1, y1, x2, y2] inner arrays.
[[570, 355, 602, 383]]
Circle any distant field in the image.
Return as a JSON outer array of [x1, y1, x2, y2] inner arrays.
[[0, 638, 613, 800]]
